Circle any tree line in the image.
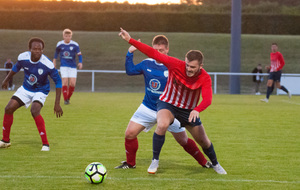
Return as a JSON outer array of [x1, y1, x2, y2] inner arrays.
[[0, 0, 300, 15]]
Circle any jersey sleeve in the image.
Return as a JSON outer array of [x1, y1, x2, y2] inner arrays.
[[50, 68, 62, 88], [129, 38, 180, 70], [193, 75, 212, 113], [125, 51, 144, 75], [54, 45, 60, 59], [278, 52, 285, 71]]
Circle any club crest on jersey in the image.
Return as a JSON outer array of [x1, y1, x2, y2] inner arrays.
[[70, 46, 73, 50], [27, 74, 37, 85], [38, 68, 43, 75], [164, 71, 168, 77], [63, 51, 70, 57], [149, 79, 161, 91]]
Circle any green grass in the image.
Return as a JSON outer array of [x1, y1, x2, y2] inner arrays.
[[0, 92, 299, 189], [1, 30, 300, 94]]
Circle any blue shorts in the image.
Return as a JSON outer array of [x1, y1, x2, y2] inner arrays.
[[157, 100, 202, 127], [268, 70, 282, 82]]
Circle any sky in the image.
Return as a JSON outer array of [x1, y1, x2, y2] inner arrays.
[[71, 0, 181, 5]]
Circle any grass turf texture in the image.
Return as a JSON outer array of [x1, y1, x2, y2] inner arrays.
[[0, 91, 299, 189]]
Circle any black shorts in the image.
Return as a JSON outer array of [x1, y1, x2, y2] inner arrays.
[[157, 100, 202, 127], [268, 70, 282, 82]]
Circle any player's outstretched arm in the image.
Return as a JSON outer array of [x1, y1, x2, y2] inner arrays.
[[54, 88, 63, 118], [119, 28, 131, 42]]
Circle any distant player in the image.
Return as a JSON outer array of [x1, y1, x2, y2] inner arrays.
[[4, 58, 15, 90], [261, 43, 291, 103], [53, 28, 83, 105], [0, 37, 63, 151], [115, 36, 211, 171], [119, 28, 227, 174]]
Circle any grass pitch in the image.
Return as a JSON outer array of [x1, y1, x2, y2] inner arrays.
[[0, 92, 299, 190]]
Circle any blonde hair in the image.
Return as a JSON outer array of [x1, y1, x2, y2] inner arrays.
[[63, 28, 72, 35]]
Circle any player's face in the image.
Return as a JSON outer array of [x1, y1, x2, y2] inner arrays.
[[185, 58, 202, 77], [153, 44, 169, 55], [30, 42, 43, 62], [63, 33, 72, 43], [271, 44, 278, 52]]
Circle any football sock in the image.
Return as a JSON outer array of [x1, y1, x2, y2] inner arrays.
[[266, 86, 273, 99], [152, 132, 165, 160], [125, 138, 138, 166], [62, 86, 68, 101], [280, 86, 289, 93], [203, 143, 218, 166], [68, 86, 75, 100], [34, 115, 49, 146], [2, 114, 13, 142], [183, 138, 207, 166]]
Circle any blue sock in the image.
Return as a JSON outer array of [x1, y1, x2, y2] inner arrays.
[[203, 143, 218, 166], [280, 86, 288, 93], [266, 86, 273, 99], [152, 132, 165, 160]]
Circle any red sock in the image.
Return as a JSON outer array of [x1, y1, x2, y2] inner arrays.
[[2, 114, 13, 142], [62, 86, 68, 101], [67, 86, 75, 100], [183, 138, 207, 166], [34, 115, 49, 145], [125, 138, 138, 166]]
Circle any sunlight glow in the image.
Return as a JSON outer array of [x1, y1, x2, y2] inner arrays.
[[71, 0, 181, 5]]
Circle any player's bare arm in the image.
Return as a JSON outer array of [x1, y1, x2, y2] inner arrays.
[[78, 63, 83, 70], [54, 88, 63, 118], [2, 71, 16, 90], [119, 28, 131, 42], [53, 59, 57, 68]]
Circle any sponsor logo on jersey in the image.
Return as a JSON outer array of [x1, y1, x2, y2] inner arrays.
[[149, 79, 161, 91], [38, 68, 43, 75], [27, 74, 37, 85]]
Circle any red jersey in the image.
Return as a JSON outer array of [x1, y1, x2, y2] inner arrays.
[[129, 38, 212, 112], [270, 51, 285, 72]]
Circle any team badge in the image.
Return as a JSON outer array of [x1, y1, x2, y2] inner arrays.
[[164, 71, 168, 77], [27, 74, 37, 85], [70, 46, 73, 50], [38, 68, 43, 75], [149, 79, 161, 91]]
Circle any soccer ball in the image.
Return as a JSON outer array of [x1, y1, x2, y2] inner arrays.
[[84, 162, 107, 184]]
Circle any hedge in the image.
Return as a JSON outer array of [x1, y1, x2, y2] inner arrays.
[[0, 11, 299, 34]]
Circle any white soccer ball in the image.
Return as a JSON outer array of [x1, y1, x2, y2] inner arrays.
[[84, 162, 107, 184]]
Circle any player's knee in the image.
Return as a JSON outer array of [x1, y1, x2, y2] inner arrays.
[[4, 105, 15, 114], [125, 130, 137, 139]]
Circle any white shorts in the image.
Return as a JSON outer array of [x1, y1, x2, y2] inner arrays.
[[60, 67, 77, 78], [13, 86, 48, 108], [130, 104, 185, 133]]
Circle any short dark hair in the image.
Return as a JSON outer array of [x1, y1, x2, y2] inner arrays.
[[185, 50, 204, 65], [272, 42, 278, 46], [152, 35, 169, 48], [28, 37, 45, 49]]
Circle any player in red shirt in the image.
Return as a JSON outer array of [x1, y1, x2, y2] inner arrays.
[[261, 43, 291, 103], [119, 28, 227, 174]]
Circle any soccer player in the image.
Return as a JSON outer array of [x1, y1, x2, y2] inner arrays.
[[115, 36, 212, 172], [0, 37, 63, 151], [119, 28, 227, 174], [53, 28, 83, 105], [261, 43, 291, 103]]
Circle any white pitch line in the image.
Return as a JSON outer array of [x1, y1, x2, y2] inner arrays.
[[0, 175, 299, 184], [281, 99, 300, 106]]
